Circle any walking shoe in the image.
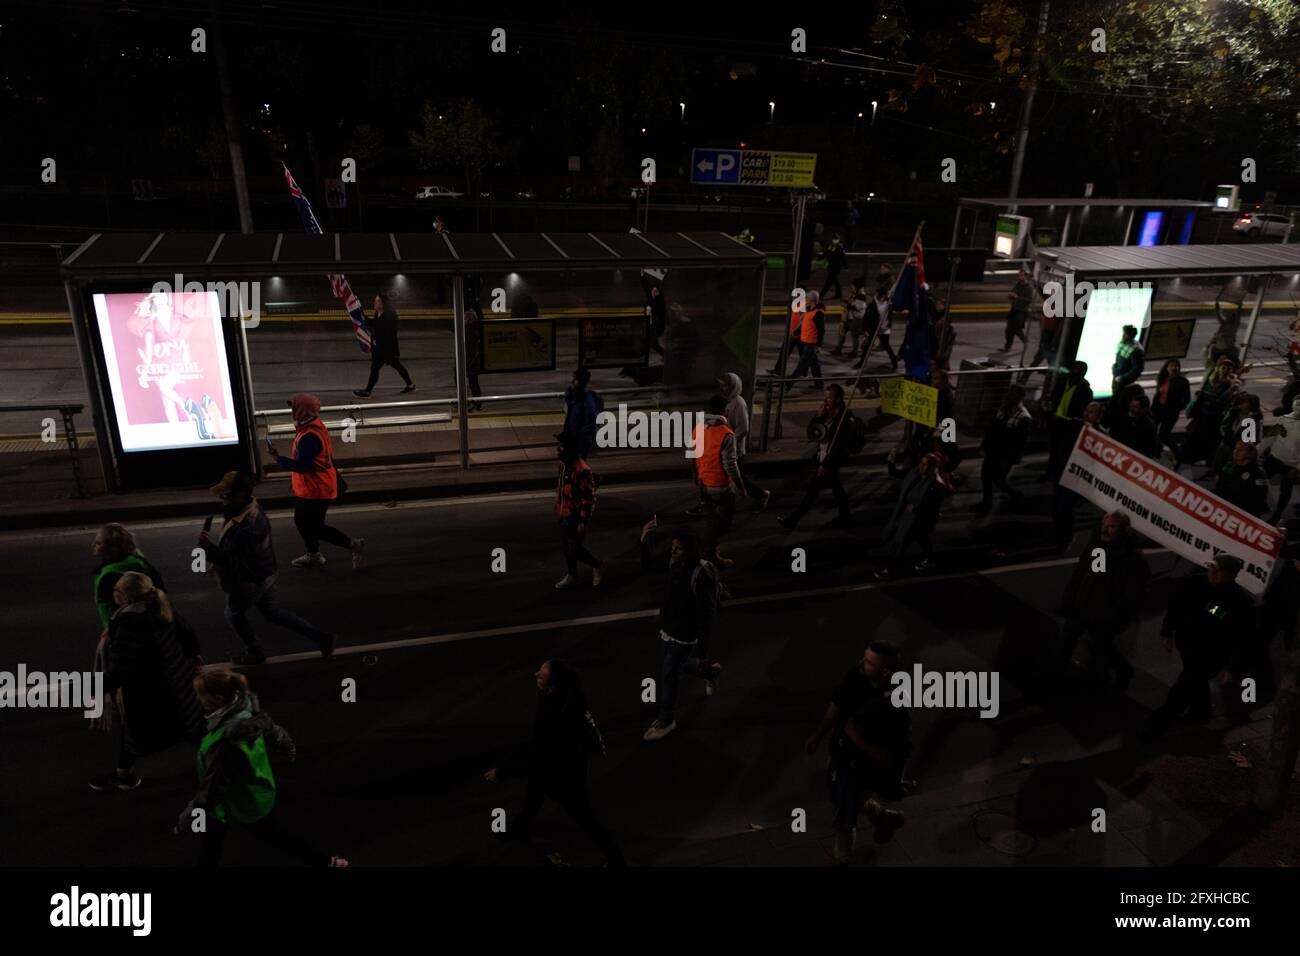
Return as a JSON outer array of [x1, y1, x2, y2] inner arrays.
[[89, 771, 142, 792], [913, 558, 931, 571], [705, 663, 722, 697], [350, 538, 366, 569], [643, 720, 676, 742], [235, 645, 267, 666], [871, 567, 892, 580], [554, 574, 578, 590], [872, 809, 906, 845], [292, 552, 327, 568], [592, 563, 606, 587], [759, 490, 772, 512], [832, 828, 855, 866], [400, 383, 417, 394], [319, 633, 336, 661], [352, 389, 372, 398], [328, 856, 350, 867]]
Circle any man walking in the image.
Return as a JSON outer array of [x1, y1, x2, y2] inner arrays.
[[972, 384, 1031, 515], [786, 292, 826, 391], [267, 393, 365, 570], [806, 641, 911, 865], [1058, 512, 1149, 690], [640, 522, 722, 742], [820, 236, 847, 301], [693, 395, 746, 567], [717, 373, 770, 509], [1045, 361, 1094, 481], [354, 293, 415, 397], [1001, 269, 1034, 352], [779, 385, 858, 529], [554, 432, 604, 589], [198, 472, 335, 665]]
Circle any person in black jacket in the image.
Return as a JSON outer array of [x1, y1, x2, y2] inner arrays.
[[198, 472, 334, 665], [820, 235, 848, 301], [1058, 512, 1150, 689], [779, 385, 857, 529], [875, 453, 952, 577], [1151, 359, 1191, 454], [1143, 554, 1255, 738], [973, 384, 1031, 514], [638, 522, 722, 742], [90, 571, 204, 793], [354, 293, 415, 397], [1108, 391, 1162, 459], [1214, 441, 1270, 516], [484, 658, 625, 865]]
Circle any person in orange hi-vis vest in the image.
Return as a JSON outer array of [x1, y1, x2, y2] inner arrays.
[[264, 393, 365, 570], [694, 395, 746, 568], [786, 291, 826, 391]]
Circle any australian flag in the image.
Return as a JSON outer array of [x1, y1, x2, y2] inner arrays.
[[281, 163, 372, 352], [890, 237, 932, 382]]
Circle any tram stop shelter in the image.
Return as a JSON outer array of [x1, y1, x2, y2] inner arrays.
[[1033, 243, 1300, 398], [59, 231, 766, 492], [953, 197, 1215, 249]]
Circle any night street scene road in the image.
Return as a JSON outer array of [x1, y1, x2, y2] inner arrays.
[[2, 0, 1299, 940]]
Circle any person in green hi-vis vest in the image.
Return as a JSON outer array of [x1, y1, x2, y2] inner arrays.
[[177, 669, 349, 868], [91, 523, 166, 633]]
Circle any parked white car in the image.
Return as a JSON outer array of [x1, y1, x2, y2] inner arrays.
[[416, 185, 463, 200], [1233, 212, 1293, 239]]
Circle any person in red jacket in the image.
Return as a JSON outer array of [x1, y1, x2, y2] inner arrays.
[[265, 394, 365, 570], [554, 432, 605, 589]]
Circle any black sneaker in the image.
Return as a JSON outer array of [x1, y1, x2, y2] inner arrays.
[[400, 383, 417, 394], [319, 634, 336, 661], [90, 771, 142, 793], [352, 389, 371, 398], [236, 646, 267, 666], [777, 514, 799, 529]]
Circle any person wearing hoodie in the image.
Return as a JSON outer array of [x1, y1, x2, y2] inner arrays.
[[562, 368, 602, 456], [554, 431, 605, 589], [716, 373, 769, 509], [787, 291, 826, 391], [638, 521, 722, 742], [198, 471, 335, 666], [265, 393, 365, 570], [179, 668, 348, 867], [1259, 396, 1300, 524], [693, 395, 746, 567], [90, 571, 204, 792], [484, 659, 624, 865], [1058, 512, 1149, 690]]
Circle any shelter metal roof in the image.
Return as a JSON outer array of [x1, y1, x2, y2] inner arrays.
[[1034, 244, 1300, 279], [61, 231, 764, 280], [960, 197, 1214, 208]]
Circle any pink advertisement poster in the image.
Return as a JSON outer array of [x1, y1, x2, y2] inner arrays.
[[92, 290, 240, 452]]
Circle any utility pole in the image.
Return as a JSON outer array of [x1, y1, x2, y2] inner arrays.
[[1008, 0, 1050, 213], [211, 0, 254, 234]]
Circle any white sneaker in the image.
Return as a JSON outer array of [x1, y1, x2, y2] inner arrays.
[[292, 552, 326, 568], [350, 538, 366, 569], [643, 720, 676, 741], [555, 574, 578, 589], [592, 564, 605, 587]]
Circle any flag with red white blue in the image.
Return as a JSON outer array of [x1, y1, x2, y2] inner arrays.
[[281, 163, 372, 352]]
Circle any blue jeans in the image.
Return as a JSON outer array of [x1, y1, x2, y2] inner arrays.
[[658, 639, 711, 724], [224, 581, 330, 650]]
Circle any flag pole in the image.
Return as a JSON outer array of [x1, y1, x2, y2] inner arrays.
[[827, 221, 925, 454]]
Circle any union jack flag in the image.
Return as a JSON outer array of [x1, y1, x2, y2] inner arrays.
[[281, 163, 372, 352]]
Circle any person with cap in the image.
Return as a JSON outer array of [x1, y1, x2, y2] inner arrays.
[[265, 394, 364, 570], [1143, 553, 1254, 739], [554, 431, 605, 589], [199, 471, 335, 666], [1259, 396, 1300, 524], [786, 291, 826, 391], [354, 293, 415, 398]]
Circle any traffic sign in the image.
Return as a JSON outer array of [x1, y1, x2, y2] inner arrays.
[[690, 148, 816, 187]]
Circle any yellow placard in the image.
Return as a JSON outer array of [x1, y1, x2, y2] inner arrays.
[[481, 319, 555, 372], [879, 378, 938, 428]]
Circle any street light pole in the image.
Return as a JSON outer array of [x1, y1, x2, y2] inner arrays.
[[1008, 0, 1050, 213]]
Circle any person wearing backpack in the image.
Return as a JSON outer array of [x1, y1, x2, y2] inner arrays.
[[778, 385, 859, 529], [178, 668, 349, 867], [639, 521, 722, 742], [563, 368, 602, 456], [484, 658, 625, 866]]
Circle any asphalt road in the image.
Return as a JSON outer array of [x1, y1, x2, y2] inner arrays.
[[1, 459, 1278, 866]]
